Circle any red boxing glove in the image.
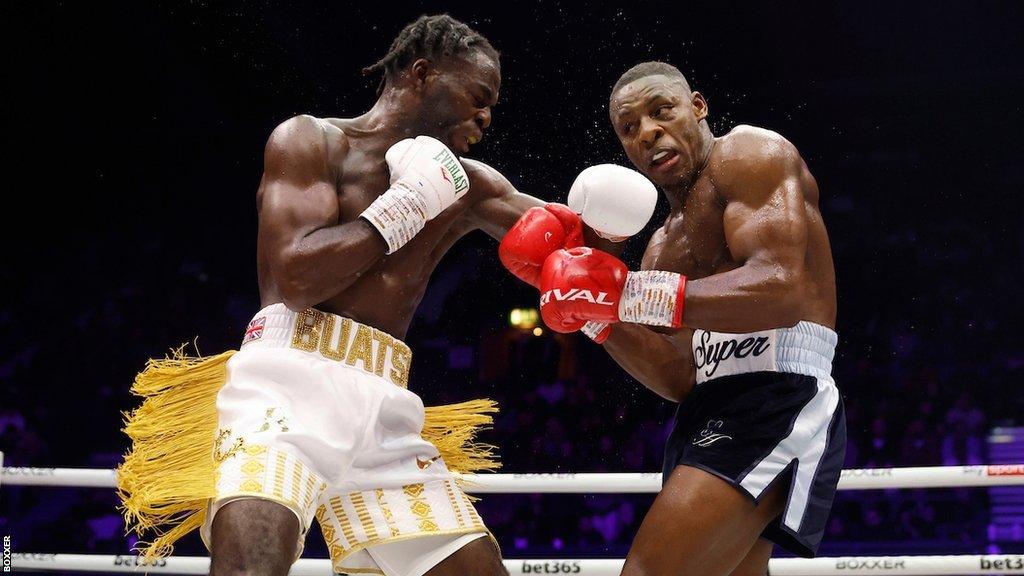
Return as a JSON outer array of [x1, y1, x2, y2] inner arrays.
[[540, 247, 687, 332], [539, 248, 627, 332], [499, 204, 584, 288]]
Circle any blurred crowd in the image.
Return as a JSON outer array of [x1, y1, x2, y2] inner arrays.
[[2, 213, 1021, 558]]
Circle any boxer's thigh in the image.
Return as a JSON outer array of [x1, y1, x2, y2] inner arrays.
[[209, 498, 301, 576], [423, 533, 507, 576], [620, 465, 785, 576], [699, 472, 789, 576]]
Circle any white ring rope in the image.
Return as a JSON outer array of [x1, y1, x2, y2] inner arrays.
[[2, 464, 1023, 491], [8, 553, 1024, 575]]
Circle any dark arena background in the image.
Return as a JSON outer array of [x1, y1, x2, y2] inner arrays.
[[3, 1, 1023, 574]]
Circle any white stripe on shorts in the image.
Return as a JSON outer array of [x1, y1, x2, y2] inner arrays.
[[738, 376, 840, 533]]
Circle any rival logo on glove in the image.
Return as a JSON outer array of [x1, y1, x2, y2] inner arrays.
[[540, 288, 615, 307]]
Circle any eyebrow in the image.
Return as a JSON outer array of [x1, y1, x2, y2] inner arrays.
[[477, 83, 497, 105], [615, 93, 672, 120]]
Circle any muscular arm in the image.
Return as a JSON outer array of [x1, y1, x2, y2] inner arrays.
[[599, 229, 695, 402], [474, 160, 690, 399], [461, 159, 544, 239], [602, 325, 695, 401], [683, 133, 811, 332], [258, 115, 386, 310], [462, 160, 629, 258]]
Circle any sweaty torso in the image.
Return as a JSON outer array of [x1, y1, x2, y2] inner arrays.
[[642, 126, 837, 329], [256, 118, 500, 339]]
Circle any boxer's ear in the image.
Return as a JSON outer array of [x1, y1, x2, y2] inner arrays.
[[410, 58, 437, 90], [692, 91, 709, 122]]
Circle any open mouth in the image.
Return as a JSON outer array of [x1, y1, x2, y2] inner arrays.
[[650, 149, 679, 170], [454, 133, 481, 154]]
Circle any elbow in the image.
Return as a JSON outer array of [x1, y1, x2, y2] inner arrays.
[[767, 269, 807, 327], [276, 255, 317, 312], [278, 280, 315, 313], [663, 375, 694, 403], [653, 370, 694, 403]]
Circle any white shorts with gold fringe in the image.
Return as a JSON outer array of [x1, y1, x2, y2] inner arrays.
[[117, 304, 498, 575]]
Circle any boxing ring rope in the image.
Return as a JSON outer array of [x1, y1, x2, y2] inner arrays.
[[7, 553, 1024, 575], [5, 460, 1024, 575], [4, 464, 1024, 491]]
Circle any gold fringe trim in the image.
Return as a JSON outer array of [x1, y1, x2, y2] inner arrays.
[[423, 399, 500, 474], [117, 346, 234, 559], [117, 346, 499, 559]]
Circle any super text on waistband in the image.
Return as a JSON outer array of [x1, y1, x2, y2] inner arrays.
[[691, 321, 836, 385]]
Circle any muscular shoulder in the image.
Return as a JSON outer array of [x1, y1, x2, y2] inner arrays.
[[708, 125, 803, 202], [462, 158, 516, 201], [263, 115, 336, 183]]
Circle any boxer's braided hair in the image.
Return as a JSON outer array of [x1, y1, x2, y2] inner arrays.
[[362, 14, 498, 92]]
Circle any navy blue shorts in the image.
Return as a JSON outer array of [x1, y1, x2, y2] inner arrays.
[[663, 370, 846, 558]]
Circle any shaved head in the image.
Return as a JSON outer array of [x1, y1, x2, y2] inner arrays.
[[612, 61, 692, 99]]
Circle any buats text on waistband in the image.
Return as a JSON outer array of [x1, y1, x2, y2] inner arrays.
[[242, 305, 412, 388]]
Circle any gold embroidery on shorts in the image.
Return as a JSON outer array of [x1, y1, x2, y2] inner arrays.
[[240, 460, 264, 475], [256, 408, 290, 433], [391, 340, 412, 388], [273, 452, 287, 499], [444, 480, 467, 529], [403, 483, 439, 532], [213, 428, 243, 462], [377, 488, 400, 537], [291, 461, 303, 505], [319, 315, 352, 361], [330, 496, 358, 549], [303, 476, 316, 510], [345, 324, 375, 372], [465, 494, 484, 529], [239, 444, 266, 493], [316, 504, 347, 560], [292, 309, 324, 352], [244, 444, 267, 456], [350, 492, 379, 540], [372, 331, 394, 378]]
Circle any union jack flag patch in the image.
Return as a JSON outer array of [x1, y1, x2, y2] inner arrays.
[[243, 317, 266, 344]]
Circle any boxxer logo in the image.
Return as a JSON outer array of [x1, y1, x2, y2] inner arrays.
[[540, 289, 615, 307]]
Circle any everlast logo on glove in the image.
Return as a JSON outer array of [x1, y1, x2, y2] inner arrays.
[[433, 149, 469, 194], [540, 288, 616, 307]]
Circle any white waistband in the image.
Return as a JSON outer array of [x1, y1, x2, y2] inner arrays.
[[691, 321, 837, 385], [240, 304, 412, 388]]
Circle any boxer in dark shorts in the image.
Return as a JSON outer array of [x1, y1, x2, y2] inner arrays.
[[520, 61, 845, 575]]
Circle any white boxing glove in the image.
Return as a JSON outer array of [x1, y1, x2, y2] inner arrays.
[[567, 164, 658, 242], [361, 136, 470, 253]]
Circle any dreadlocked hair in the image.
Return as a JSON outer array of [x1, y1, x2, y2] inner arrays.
[[362, 14, 498, 90]]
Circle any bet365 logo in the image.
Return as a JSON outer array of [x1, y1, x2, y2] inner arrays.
[[521, 561, 581, 573]]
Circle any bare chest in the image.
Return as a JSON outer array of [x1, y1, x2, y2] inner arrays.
[[335, 150, 471, 258], [645, 189, 736, 280]]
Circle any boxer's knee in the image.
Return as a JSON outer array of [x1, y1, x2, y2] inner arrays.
[[209, 499, 300, 576]]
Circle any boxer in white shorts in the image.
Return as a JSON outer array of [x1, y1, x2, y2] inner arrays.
[[201, 305, 490, 575], [191, 16, 527, 576], [119, 14, 542, 576], [119, 16, 661, 575]]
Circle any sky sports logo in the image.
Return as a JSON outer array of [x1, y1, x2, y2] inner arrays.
[[3, 535, 11, 573]]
